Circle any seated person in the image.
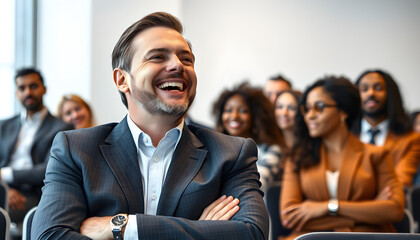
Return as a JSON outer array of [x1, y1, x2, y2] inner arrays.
[[0, 68, 73, 234], [274, 90, 302, 154], [212, 82, 285, 192], [56, 94, 95, 129], [353, 70, 420, 187], [281, 76, 404, 240], [32, 12, 268, 240]]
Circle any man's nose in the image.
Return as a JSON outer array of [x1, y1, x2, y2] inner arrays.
[[167, 55, 184, 72], [367, 87, 375, 96]]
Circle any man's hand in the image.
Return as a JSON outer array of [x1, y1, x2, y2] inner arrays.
[[80, 216, 113, 240], [8, 188, 26, 210], [281, 200, 328, 231], [199, 195, 240, 220]]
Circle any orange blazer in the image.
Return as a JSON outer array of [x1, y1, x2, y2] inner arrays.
[[383, 131, 420, 187], [280, 134, 404, 240]]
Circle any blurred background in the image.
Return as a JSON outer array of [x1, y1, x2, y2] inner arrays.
[[1, 0, 419, 127]]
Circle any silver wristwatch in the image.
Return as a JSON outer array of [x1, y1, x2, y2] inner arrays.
[[110, 214, 128, 240]]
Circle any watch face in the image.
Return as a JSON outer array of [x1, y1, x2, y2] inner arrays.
[[111, 215, 127, 226]]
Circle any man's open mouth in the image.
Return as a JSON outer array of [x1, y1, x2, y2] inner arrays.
[[157, 82, 184, 91]]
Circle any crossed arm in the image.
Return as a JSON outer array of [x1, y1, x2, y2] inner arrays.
[[280, 155, 404, 232], [80, 195, 241, 239], [32, 133, 268, 240]]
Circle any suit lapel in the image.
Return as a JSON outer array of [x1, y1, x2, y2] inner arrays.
[[101, 117, 144, 214], [33, 112, 53, 143], [317, 145, 332, 199], [157, 125, 207, 216], [2, 116, 21, 165], [337, 134, 363, 200]]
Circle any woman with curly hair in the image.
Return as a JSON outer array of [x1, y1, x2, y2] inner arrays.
[[280, 76, 404, 239], [212, 82, 285, 192]]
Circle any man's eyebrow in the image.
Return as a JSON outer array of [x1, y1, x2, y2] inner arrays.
[[179, 49, 195, 61], [145, 48, 171, 56], [145, 48, 195, 61]]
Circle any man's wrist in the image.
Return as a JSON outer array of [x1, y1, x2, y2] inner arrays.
[[110, 214, 128, 240]]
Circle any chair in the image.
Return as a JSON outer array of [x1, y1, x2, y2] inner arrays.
[[266, 182, 291, 240], [0, 180, 9, 212], [0, 207, 11, 240], [294, 232, 420, 240], [22, 206, 37, 240], [393, 208, 415, 233], [408, 185, 420, 233]]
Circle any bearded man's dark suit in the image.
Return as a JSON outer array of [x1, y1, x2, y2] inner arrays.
[[32, 116, 269, 239], [0, 112, 73, 194]]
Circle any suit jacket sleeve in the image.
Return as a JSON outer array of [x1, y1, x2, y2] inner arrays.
[[338, 150, 405, 224], [393, 132, 420, 187], [31, 132, 91, 239], [135, 138, 268, 240]]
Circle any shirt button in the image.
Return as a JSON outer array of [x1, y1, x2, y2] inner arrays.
[[152, 193, 157, 200], [154, 157, 159, 163], [143, 138, 148, 143]]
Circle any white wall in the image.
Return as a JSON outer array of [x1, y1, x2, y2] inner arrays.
[[38, 0, 420, 127], [37, 0, 92, 114]]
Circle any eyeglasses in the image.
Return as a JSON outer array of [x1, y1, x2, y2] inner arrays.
[[300, 101, 338, 115]]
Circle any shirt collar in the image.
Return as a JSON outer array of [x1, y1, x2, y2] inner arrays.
[[361, 118, 389, 134], [126, 114, 184, 149], [20, 107, 48, 124]]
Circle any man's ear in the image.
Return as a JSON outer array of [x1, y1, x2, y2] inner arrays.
[[113, 68, 130, 93]]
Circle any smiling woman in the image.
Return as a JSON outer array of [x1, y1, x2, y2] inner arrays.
[[212, 82, 286, 193], [280, 76, 404, 239]]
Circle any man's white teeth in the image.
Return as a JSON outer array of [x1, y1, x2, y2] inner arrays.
[[158, 82, 184, 91]]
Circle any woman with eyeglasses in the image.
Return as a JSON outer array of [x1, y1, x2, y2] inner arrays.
[[212, 82, 285, 193], [280, 76, 404, 239]]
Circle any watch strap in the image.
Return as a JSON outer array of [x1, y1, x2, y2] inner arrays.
[[112, 229, 123, 240]]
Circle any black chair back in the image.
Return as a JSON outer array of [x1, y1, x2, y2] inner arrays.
[[0, 181, 9, 212], [22, 207, 37, 240], [409, 186, 420, 232], [393, 209, 415, 233], [0, 207, 10, 240], [266, 182, 291, 240], [294, 232, 420, 240]]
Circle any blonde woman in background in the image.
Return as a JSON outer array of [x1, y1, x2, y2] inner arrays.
[[56, 94, 95, 129]]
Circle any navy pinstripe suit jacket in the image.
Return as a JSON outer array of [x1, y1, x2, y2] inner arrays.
[[32, 116, 268, 239]]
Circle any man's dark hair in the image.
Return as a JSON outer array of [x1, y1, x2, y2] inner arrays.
[[353, 69, 411, 135], [268, 74, 292, 88], [15, 68, 44, 85], [112, 12, 184, 108]]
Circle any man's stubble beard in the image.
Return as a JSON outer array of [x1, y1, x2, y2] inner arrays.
[[133, 89, 195, 117]]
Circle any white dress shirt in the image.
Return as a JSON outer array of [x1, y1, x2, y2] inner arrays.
[[360, 118, 389, 146], [1, 108, 48, 183], [124, 115, 183, 239]]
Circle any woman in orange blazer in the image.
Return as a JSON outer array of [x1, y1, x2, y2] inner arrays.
[[280, 76, 404, 240]]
